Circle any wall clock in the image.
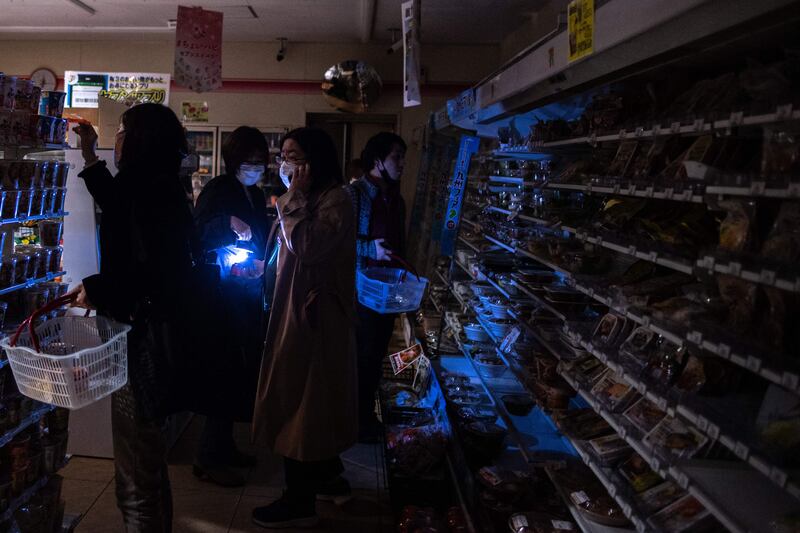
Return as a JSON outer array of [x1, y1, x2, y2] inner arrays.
[[30, 68, 57, 91]]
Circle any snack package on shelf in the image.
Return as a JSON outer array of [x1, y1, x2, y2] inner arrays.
[[618, 452, 663, 494], [591, 370, 639, 413], [646, 494, 714, 533], [386, 422, 448, 477], [587, 433, 632, 465], [762, 126, 800, 178], [551, 460, 630, 527], [623, 397, 667, 435], [634, 480, 685, 516], [717, 199, 758, 254], [643, 416, 708, 459]]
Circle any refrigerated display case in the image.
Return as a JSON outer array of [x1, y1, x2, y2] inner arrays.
[[186, 125, 287, 203], [185, 126, 217, 203], [407, 2, 800, 532]]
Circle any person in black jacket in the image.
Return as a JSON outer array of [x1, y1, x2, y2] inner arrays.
[[70, 103, 195, 533], [192, 126, 271, 487]]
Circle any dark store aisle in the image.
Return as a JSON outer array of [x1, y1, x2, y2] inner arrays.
[[61, 416, 392, 532]]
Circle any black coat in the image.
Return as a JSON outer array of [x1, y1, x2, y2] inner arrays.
[[194, 173, 270, 260], [80, 161, 194, 322], [79, 161, 202, 419]]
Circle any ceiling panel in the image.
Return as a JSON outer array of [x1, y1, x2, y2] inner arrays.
[[0, 0, 536, 43]]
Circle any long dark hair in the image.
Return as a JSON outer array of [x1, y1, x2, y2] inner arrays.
[[222, 126, 268, 176], [119, 103, 187, 175], [281, 127, 344, 193]]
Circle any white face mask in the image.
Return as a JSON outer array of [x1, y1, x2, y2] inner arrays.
[[237, 164, 265, 186], [279, 161, 296, 189]]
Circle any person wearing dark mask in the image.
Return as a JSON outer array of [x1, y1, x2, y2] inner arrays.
[[192, 126, 272, 487], [344, 132, 408, 442], [70, 103, 195, 532]]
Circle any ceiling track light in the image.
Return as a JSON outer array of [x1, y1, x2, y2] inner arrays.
[[65, 0, 96, 15]]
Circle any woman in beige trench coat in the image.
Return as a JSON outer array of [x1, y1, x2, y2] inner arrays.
[[251, 127, 357, 530]]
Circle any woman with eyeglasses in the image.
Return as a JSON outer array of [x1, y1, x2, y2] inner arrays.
[[70, 103, 196, 532], [251, 127, 357, 529]]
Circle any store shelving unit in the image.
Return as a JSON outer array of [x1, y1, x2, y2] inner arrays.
[[411, 2, 800, 530], [0, 142, 72, 530]]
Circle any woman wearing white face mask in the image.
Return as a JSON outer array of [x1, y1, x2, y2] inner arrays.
[[192, 126, 271, 487]]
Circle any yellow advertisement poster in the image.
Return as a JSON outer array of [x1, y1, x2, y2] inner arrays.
[[568, 0, 594, 62]]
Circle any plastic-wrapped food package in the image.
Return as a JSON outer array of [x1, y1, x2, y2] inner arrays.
[[761, 202, 800, 264], [624, 398, 666, 435], [717, 275, 757, 331], [551, 461, 629, 527], [762, 128, 800, 177], [718, 199, 757, 253], [386, 423, 447, 477]]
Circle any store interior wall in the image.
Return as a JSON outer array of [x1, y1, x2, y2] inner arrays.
[[0, 39, 495, 222]]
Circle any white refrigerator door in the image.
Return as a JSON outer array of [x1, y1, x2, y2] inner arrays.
[[63, 148, 113, 458]]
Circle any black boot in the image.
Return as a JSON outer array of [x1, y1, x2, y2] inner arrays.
[[316, 476, 353, 505], [252, 492, 318, 529]]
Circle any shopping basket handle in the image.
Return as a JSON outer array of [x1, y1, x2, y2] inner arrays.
[[389, 254, 421, 282], [10, 294, 78, 352]]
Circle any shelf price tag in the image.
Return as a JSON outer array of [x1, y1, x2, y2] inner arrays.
[[635, 127, 644, 138], [746, 356, 762, 372], [656, 397, 668, 412], [693, 118, 704, 132], [671, 122, 681, 134], [664, 187, 674, 199], [676, 471, 690, 489], [619, 129, 627, 140], [776, 104, 793, 120], [734, 441, 749, 460], [696, 415, 709, 432], [728, 111, 744, 127], [716, 343, 730, 359], [500, 326, 521, 354], [653, 124, 661, 136], [687, 331, 703, 345], [787, 182, 800, 198], [570, 490, 590, 506], [649, 456, 660, 472], [770, 467, 788, 488], [760, 269, 776, 285], [728, 262, 742, 276], [782, 372, 799, 391], [750, 181, 766, 196], [706, 422, 720, 440]]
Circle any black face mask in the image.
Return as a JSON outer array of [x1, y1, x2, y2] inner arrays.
[[378, 166, 393, 183]]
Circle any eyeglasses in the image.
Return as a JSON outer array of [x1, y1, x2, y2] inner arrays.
[[275, 155, 306, 165]]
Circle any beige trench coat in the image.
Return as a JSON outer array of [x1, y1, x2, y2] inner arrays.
[[252, 185, 358, 461]]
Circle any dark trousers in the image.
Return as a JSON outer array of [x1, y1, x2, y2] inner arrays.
[[196, 280, 265, 466], [284, 456, 344, 506], [355, 303, 397, 426], [197, 417, 236, 466], [112, 386, 172, 533]]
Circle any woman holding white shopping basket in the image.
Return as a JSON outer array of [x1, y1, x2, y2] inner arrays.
[[69, 103, 202, 533]]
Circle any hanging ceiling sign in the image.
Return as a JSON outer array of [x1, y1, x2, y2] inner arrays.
[[174, 6, 223, 93], [568, 0, 594, 62], [402, 0, 421, 107], [440, 134, 480, 255], [64, 71, 171, 108]]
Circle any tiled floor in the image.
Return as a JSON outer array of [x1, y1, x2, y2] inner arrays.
[[62, 416, 393, 532]]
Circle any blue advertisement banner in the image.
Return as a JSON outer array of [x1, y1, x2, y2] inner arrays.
[[440, 134, 480, 255]]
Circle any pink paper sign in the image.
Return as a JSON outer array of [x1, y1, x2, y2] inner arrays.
[[174, 6, 223, 93]]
